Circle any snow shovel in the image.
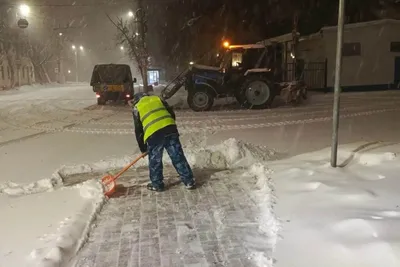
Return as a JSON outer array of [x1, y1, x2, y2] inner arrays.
[[102, 152, 147, 197]]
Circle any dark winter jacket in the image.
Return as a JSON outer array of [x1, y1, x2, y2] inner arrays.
[[132, 93, 178, 153]]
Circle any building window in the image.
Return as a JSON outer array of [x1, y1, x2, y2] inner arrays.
[[342, 42, 361, 56], [390, 42, 400, 52], [147, 70, 159, 85]]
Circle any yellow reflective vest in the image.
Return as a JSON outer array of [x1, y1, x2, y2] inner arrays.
[[135, 95, 176, 142]]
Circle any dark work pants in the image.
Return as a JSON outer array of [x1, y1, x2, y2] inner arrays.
[[147, 133, 194, 189]]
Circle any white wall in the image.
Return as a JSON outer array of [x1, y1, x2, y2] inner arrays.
[[323, 21, 400, 87], [298, 37, 326, 61]]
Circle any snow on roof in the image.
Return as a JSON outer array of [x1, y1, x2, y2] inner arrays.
[[228, 44, 266, 49], [298, 19, 400, 41], [322, 19, 400, 31], [299, 31, 323, 42], [258, 32, 300, 45]]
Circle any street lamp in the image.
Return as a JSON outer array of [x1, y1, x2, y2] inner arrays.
[[59, 32, 63, 36], [128, 11, 134, 17], [71, 44, 83, 83], [223, 41, 230, 48], [120, 46, 124, 50], [19, 4, 30, 16], [68, 70, 71, 74]]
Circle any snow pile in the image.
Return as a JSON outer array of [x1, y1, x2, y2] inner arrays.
[[59, 138, 277, 172], [0, 176, 62, 196], [357, 151, 396, 166], [28, 180, 105, 267], [17, 82, 87, 91], [249, 164, 280, 241], [246, 164, 280, 266], [272, 142, 400, 267], [0, 138, 277, 197]]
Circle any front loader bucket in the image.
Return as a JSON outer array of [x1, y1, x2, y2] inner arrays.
[[160, 69, 189, 100]]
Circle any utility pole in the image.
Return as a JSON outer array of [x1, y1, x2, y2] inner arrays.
[[331, 0, 346, 167], [74, 50, 78, 82], [53, 24, 82, 84], [53, 24, 65, 84], [137, 0, 149, 92]]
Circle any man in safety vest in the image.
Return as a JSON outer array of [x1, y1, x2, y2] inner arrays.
[[131, 92, 196, 192]]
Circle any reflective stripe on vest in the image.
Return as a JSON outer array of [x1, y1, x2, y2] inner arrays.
[[135, 96, 175, 142]]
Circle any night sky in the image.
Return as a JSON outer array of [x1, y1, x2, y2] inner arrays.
[[1, 0, 399, 78]]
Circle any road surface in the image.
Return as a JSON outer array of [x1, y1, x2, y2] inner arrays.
[[1, 84, 400, 185]]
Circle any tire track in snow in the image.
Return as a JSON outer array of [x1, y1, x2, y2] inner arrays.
[[42, 107, 400, 135], [84, 103, 400, 127]]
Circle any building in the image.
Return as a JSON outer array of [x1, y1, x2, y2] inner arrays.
[[0, 56, 35, 90], [299, 19, 400, 91], [0, 41, 36, 89], [260, 19, 400, 91]]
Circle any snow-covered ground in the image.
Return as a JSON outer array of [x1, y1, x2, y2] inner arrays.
[[272, 142, 400, 267], [1, 83, 400, 266]]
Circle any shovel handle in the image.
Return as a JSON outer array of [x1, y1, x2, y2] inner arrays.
[[113, 152, 147, 181]]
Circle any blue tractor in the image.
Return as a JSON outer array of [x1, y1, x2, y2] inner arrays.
[[161, 44, 281, 112]]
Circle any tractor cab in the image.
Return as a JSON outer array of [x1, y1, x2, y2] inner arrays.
[[218, 44, 272, 88]]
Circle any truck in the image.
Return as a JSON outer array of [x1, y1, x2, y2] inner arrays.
[[90, 64, 137, 105]]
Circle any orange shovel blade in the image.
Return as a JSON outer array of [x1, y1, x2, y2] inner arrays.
[[102, 175, 116, 197]]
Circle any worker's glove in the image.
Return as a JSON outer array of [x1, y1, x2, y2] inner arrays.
[[139, 144, 148, 154]]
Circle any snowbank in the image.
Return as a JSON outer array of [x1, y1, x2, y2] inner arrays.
[[28, 180, 105, 267], [246, 164, 280, 266], [0, 138, 277, 197], [17, 83, 88, 91], [272, 142, 400, 267], [0, 180, 105, 267], [0, 83, 88, 93]]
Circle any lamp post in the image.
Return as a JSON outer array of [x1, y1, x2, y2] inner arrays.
[[17, 4, 30, 28], [72, 45, 83, 82]]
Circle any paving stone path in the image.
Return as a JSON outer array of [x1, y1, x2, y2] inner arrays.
[[73, 167, 271, 267]]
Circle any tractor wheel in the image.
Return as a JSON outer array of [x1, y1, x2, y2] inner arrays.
[[238, 77, 275, 109], [187, 88, 214, 112]]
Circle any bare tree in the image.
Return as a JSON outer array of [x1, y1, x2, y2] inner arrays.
[[106, 13, 148, 92], [0, 9, 55, 88], [0, 26, 23, 88], [26, 34, 54, 84]]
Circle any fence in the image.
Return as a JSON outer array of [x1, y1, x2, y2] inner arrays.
[[285, 60, 327, 89]]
